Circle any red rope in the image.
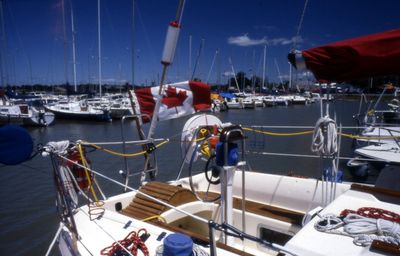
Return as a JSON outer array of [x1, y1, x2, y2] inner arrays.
[[100, 229, 149, 256], [340, 207, 400, 223]]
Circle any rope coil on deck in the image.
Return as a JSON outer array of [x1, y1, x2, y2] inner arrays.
[[100, 229, 150, 256], [315, 213, 400, 246]]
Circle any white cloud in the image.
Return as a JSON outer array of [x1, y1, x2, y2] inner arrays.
[[269, 36, 303, 46], [227, 34, 303, 47], [223, 71, 235, 76], [227, 34, 267, 46]]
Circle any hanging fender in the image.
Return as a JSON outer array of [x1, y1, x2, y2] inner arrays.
[[66, 149, 93, 191]]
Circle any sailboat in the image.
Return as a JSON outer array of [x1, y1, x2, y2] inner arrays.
[[38, 29, 400, 256], [3, 7, 400, 256], [0, 91, 55, 126], [45, 94, 111, 121]]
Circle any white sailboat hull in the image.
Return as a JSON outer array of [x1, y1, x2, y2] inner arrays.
[[355, 144, 400, 164]]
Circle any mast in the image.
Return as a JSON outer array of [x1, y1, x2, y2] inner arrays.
[[228, 57, 240, 93], [141, 0, 186, 185], [146, 0, 186, 140], [251, 49, 255, 93], [62, 0, 69, 86], [188, 35, 192, 79], [274, 58, 283, 85], [216, 48, 221, 86], [97, 0, 102, 97], [131, 0, 135, 85], [261, 44, 266, 91], [70, 2, 77, 92], [289, 62, 292, 90], [206, 49, 218, 84], [191, 38, 204, 80], [0, 0, 8, 87]]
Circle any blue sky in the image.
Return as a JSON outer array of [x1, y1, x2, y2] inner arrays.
[[2, 0, 400, 85]]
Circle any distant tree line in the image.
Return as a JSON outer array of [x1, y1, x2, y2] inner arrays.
[[3, 73, 399, 95]]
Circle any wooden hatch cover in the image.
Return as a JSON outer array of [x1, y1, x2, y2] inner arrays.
[[121, 181, 197, 220]]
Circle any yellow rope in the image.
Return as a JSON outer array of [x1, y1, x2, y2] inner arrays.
[[141, 215, 166, 223], [82, 140, 170, 157], [243, 127, 313, 136], [77, 143, 99, 202], [243, 127, 400, 140]]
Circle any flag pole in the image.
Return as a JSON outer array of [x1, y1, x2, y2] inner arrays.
[[146, 0, 185, 140], [140, 0, 185, 184], [146, 66, 168, 139]]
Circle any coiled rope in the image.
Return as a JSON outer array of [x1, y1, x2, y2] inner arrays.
[[100, 229, 149, 256], [311, 116, 337, 156], [315, 213, 400, 246]]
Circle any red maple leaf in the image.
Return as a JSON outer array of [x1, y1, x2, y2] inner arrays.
[[161, 86, 188, 108]]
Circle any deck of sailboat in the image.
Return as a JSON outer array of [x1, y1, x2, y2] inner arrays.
[[67, 174, 400, 256]]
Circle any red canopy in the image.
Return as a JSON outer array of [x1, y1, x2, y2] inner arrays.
[[289, 29, 400, 82]]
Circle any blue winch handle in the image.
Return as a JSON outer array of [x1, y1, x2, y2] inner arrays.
[[215, 125, 244, 167]]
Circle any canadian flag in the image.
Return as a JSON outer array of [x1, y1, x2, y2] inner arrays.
[[130, 80, 211, 123]]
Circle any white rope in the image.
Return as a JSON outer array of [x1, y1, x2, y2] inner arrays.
[[315, 213, 400, 246], [311, 116, 338, 156], [314, 214, 344, 232], [79, 138, 166, 146], [344, 214, 400, 246]]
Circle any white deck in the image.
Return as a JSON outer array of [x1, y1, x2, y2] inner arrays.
[[284, 190, 400, 255]]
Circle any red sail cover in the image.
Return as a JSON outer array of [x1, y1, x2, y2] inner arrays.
[[130, 80, 211, 123], [301, 29, 400, 82]]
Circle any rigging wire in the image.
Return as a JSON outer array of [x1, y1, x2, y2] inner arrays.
[[191, 38, 205, 80], [135, 2, 159, 71], [293, 0, 309, 49]]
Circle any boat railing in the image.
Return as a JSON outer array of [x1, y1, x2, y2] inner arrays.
[[243, 124, 399, 164]]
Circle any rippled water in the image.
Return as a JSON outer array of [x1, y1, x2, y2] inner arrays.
[[0, 99, 380, 255]]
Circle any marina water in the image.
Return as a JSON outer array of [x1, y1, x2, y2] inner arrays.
[[0, 99, 381, 255]]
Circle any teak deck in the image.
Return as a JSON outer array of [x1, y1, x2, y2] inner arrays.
[[122, 181, 304, 225]]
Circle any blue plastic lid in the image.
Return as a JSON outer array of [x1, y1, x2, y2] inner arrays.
[[163, 233, 193, 256]]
